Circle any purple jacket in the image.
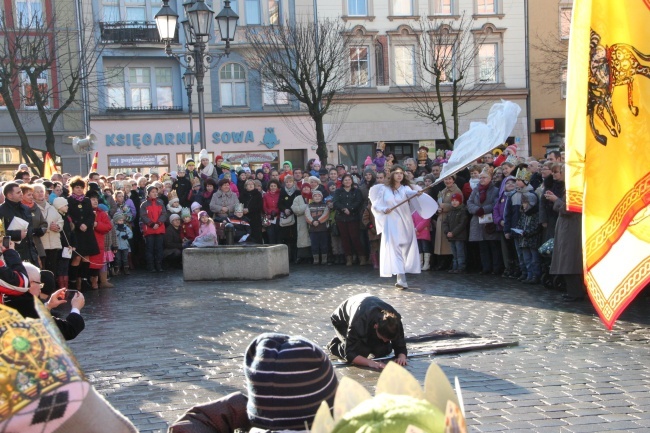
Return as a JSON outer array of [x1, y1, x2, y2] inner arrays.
[[493, 176, 515, 231]]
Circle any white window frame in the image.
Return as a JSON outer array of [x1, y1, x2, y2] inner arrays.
[[220, 63, 248, 107], [101, 0, 162, 22], [262, 82, 289, 105], [155, 67, 173, 108], [16, 0, 43, 28], [392, 0, 414, 16], [20, 69, 49, 109], [432, 0, 453, 15], [105, 65, 174, 109], [347, 0, 368, 17], [106, 67, 126, 108], [349, 46, 371, 87], [394, 45, 415, 86], [129, 67, 152, 108], [476, 0, 496, 14], [477, 43, 498, 83], [245, 0, 261, 25], [559, 7, 572, 40]]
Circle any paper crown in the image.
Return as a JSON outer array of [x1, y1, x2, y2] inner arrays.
[[234, 203, 244, 213], [503, 155, 519, 166], [376, 141, 386, 152], [311, 362, 466, 433], [168, 190, 178, 202], [515, 167, 532, 183], [480, 165, 494, 178]]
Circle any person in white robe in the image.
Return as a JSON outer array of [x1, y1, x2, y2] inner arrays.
[[369, 165, 437, 289]]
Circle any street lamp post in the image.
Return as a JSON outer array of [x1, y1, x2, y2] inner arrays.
[[155, 0, 239, 152], [181, 69, 195, 160]]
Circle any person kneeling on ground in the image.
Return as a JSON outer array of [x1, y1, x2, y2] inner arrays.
[[328, 293, 407, 369], [169, 333, 338, 433]]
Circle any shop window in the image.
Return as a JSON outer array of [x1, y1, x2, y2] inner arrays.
[[220, 63, 247, 107], [350, 46, 370, 87], [394, 45, 415, 86]]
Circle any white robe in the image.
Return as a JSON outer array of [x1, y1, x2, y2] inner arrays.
[[369, 184, 438, 277]]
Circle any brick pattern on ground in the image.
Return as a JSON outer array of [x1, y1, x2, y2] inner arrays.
[[67, 267, 650, 433]]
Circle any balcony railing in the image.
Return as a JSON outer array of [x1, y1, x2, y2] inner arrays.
[[105, 105, 183, 113], [99, 21, 179, 44]]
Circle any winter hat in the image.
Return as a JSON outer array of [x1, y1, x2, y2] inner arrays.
[[282, 160, 293, 170], [113, 212, 125, 224], [506, 144, 518, 155], [215, 155, 224, 163], [451, 193, 463, 203], [198, 149, 209, 162], [311, 189, 323, 198], [169, 213, 181, 223], [185, 157, 195, 166], [364, 156, 372, 167], [191, 202, 202, 211], [307, 176, 321, 185], [221, 162, 231, 170], [0, 303, 138, 433], [98, 204, 109, 212], [522, 192, 538, 207], [244, 333, 338, 430], [312, 160, 321, 168], [53, 197, 68, 211], [318, 168, 329, 176], [146, 185, 158, 195], [198, 210, 208, 219]]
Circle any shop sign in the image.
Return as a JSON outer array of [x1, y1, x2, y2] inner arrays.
[[222, 152, 278, 164], [108, 154, 169, 167]]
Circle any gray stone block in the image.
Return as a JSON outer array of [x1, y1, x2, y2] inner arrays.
[[182, 245, 289, 281]]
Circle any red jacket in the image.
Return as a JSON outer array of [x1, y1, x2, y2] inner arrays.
[[262, 190, 280, 216], [140, 198, 168, 236], [182, 220, 199, 241], [89, 209, 112, 270]]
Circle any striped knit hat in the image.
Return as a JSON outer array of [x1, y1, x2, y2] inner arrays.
[[244, 333, 338, 430]]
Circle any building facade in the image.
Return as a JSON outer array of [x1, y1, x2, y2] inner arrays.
[[528, 0, 570, 158]]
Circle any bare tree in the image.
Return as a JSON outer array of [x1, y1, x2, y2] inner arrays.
[[244, 18, 356, 164], [530, 5, 570, 90], [394, 13, 498, 149], [0, 5, 107, 174]]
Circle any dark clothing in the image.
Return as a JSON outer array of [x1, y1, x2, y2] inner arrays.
[[0, 249, 29, 294], [174, 177, 194, 208], [239, 189, 263, 244], [66, 196, 99, 257], [332, 187, 363, 222], [169, 391, 250, 433], [164, 225, 183, 252], [442, 204, 469, 241], [0, 200, 40, 264], [145, 234, 164, 271], [330, 294, 407, 363]]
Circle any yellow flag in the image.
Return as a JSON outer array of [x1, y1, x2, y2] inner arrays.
[[42, 152, 57, 179], [565, 0, 650, 329]]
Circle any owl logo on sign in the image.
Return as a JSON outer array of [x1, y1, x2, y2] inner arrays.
[[260, 128, 280, 149]]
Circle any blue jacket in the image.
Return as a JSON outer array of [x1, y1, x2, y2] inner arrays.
[[114, 223, 133, 250]]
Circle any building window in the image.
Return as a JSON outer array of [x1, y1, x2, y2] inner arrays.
[[221, 0, 239, 14], [16, 0, 43, 27], [350, 47, 370, 87], [106, 65, 175, 110], [478, 43, 497, 83], [392, 0, 412, 15], [102, 0, 120, 22], [268, 0, 281, 25], [20, 70, 48, 109], [434, 44, 455, 83], [433, 0, 452, 15], [245, 0, 261, 25], [106, 68, 126, 108], [561, 64, 567, 99], [0, 148, 15, 164], [262, 82, 289, 105], [348, 0, 368, 16], [220, 63, 247, 106], [560, 7, 571, 40], [476, 0, 495, 14], [375, 41, 386, 86], [394, 45, 415, 86], [101, 0, 161, 22]]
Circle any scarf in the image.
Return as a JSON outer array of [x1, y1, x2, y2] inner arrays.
[[284, 184, 297, 196], [70, 193, 85, 202], [201, 162, 215, 178], [301, 189, 312, 202], [202, 189, 214, 199], [478, 183, 490, 203], [22, 197, 35, 208], [469, 178, 480, 190]]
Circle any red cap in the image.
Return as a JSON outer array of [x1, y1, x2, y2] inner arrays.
[[451, 193, 463, 203], [215, 155, 224, 162]]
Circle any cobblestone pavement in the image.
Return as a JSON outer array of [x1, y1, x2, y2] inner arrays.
[[66, 265, 650, 433]]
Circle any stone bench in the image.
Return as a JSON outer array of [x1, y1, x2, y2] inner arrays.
[[182, 245, 289, 281]]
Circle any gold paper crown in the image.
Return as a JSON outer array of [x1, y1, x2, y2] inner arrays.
[[376, 141, 386, 152], [515, 167, 532, 183], [480, 165, 494, 178], [311, 362, 466, 433]]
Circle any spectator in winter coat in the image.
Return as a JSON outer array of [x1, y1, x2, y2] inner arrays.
[[113, 212, 133, 275], [412, 211, 432, 271], [163, 214, 183, 268], [210, 179, 239, 221], [442, 193, 469, 273], [140, 185, 168, 272], [173, 169, 193, 208], [515, 192, 542, 284]]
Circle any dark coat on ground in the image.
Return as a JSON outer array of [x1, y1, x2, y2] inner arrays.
[[66, 196, 99, 257], [550, 196, 583, 275], [330, 294, 407, 363], [168, 391, 250, 433]]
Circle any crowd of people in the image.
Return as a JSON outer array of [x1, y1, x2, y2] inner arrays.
[[0, 145, 584, 312]]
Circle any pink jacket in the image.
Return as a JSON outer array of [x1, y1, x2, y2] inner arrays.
[[412, 211, 431, 241], [198, 221, 217, 237]]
